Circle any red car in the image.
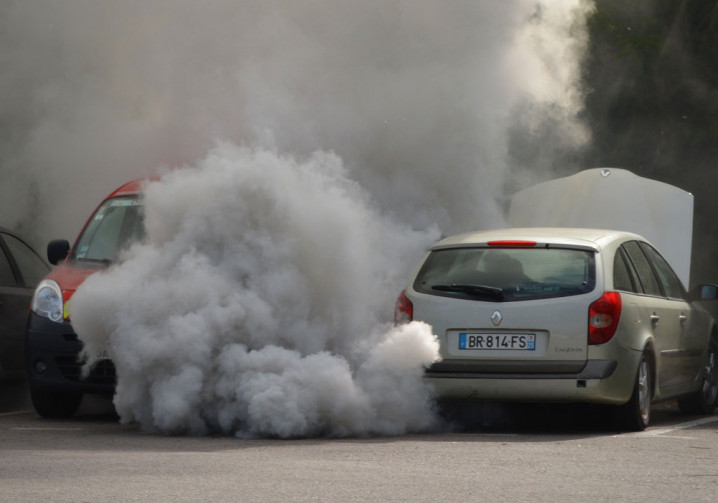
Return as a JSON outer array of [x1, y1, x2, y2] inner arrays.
[[25, 180, 145, 417]]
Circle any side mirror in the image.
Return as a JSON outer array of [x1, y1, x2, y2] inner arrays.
[[689, 284, 718, 302], [47, 239, 70, 265]]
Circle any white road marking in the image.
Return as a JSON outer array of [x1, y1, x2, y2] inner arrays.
[[631, 415, 718, 437]]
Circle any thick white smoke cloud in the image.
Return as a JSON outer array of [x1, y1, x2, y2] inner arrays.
[[71, 144, 441, 436], [1, 0, 592, 244], [4, 1, 595, 436]]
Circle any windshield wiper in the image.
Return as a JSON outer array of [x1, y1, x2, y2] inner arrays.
[[75, 257, 113, 265], [431, 283, 504, 300]]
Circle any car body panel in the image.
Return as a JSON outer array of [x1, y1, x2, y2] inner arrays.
[[25, 311, 115, 393], [0, 229, 50, 376], [414, 291, 594, 365], [0, 285, 34, 372], [43, 261, 104, 321]]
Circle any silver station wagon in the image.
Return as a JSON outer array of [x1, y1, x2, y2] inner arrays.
[[395, 227, 718, 430]]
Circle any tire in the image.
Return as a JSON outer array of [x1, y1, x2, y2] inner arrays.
[[677, 337, 718, 415], [30, 386, 83, 418], [616, 352, 652, 431]]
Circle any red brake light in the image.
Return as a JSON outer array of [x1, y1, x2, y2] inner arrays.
[[588, 291, 622, 344], [394, 290, 413, 324], [487, 240, 537, 247]]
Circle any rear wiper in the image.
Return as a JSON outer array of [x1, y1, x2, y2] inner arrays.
[[431, 284, 504, 300]]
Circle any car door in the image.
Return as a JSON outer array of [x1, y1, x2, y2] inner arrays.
[[0, 232, 50, 373], [638, 242, 702, 385], [621, 241, 689, 389]]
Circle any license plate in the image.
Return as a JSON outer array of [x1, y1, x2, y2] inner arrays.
[[459, 333, 535, 350]]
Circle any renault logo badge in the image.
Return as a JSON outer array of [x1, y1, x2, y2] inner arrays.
[[490, 310, 503, 326]]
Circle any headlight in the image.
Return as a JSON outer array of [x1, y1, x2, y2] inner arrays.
[[32, 279, 64, 323]]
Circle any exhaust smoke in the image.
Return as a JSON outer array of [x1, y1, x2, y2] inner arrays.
[[3, 1, 594, 436], [71, 144, 442, 436]]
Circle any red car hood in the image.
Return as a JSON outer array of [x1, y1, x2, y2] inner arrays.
[[45, 260, 107, 320]]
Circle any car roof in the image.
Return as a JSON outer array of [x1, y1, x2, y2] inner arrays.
[[105, 177, 155, 198], [431, 227, 648, 251]]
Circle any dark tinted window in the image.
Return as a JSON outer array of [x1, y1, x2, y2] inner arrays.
[[613, 247, 638, 293], [2, 233, 49, 288], [0, 246, 16, 286], [622, 241, 662, 296], [413, 247, 595, 302], [639, 242, 685, 299]]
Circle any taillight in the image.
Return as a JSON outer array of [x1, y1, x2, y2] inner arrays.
[[588, 291, 622, 344], [394, 290, 413, 324]]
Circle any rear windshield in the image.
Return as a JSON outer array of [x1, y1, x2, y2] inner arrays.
[[413, 247, 596, 302], [72, 196, 144, 263]]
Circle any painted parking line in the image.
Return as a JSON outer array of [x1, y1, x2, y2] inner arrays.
[[631, 415, 718, 438]]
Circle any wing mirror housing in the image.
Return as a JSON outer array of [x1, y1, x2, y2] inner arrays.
[[689, 284, 718, 302], [47, 239, 70, 265]]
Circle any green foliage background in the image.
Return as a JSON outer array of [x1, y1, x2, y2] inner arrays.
[[512, 0, 718, 285], [584, 0, 718, 285]]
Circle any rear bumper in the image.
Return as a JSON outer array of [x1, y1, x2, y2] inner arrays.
[[425, 357, 639, 405], [25, 311, 116, 395], [426, 359, 617, 378]]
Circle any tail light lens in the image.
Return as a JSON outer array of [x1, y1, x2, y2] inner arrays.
[[588, 291, 622, 344], [394, 290, 413, 324]]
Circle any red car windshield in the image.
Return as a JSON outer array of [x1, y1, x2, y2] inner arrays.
[[72, 196, 144, 263]]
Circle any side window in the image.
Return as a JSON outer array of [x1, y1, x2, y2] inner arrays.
[[2, 233, 50, 288], [0, 246, 16, 286], [622, 241, 663, 297], [613, 247, 638, 293], [639, 242, 685, 300]]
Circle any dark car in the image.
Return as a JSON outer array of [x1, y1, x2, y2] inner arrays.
[[26, 180, 144, 417], [0, 228, 50, 380]]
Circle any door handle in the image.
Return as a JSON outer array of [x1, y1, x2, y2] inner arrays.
[[679, 313, 687, 327], [650, 313, 660, 326]]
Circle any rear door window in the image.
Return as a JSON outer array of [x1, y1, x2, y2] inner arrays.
[[613, 247, 639, 293], [622, 241, 663, 297], [413, 247, 595, 302], [0, 245, 16, 287], [2, 233, 50, 288], [638, 242, 686, 299]]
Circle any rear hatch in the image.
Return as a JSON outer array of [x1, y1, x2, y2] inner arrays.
[[409, 241, 598, 374]]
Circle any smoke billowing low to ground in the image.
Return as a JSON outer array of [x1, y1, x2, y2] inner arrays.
[[71, 145, 442, 436], [2, 1, 594, 436]]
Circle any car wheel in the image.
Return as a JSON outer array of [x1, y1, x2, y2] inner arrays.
[[616, 352, 652, 431], [30, 386, 83, 418], [677, 337, 718, 415]]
